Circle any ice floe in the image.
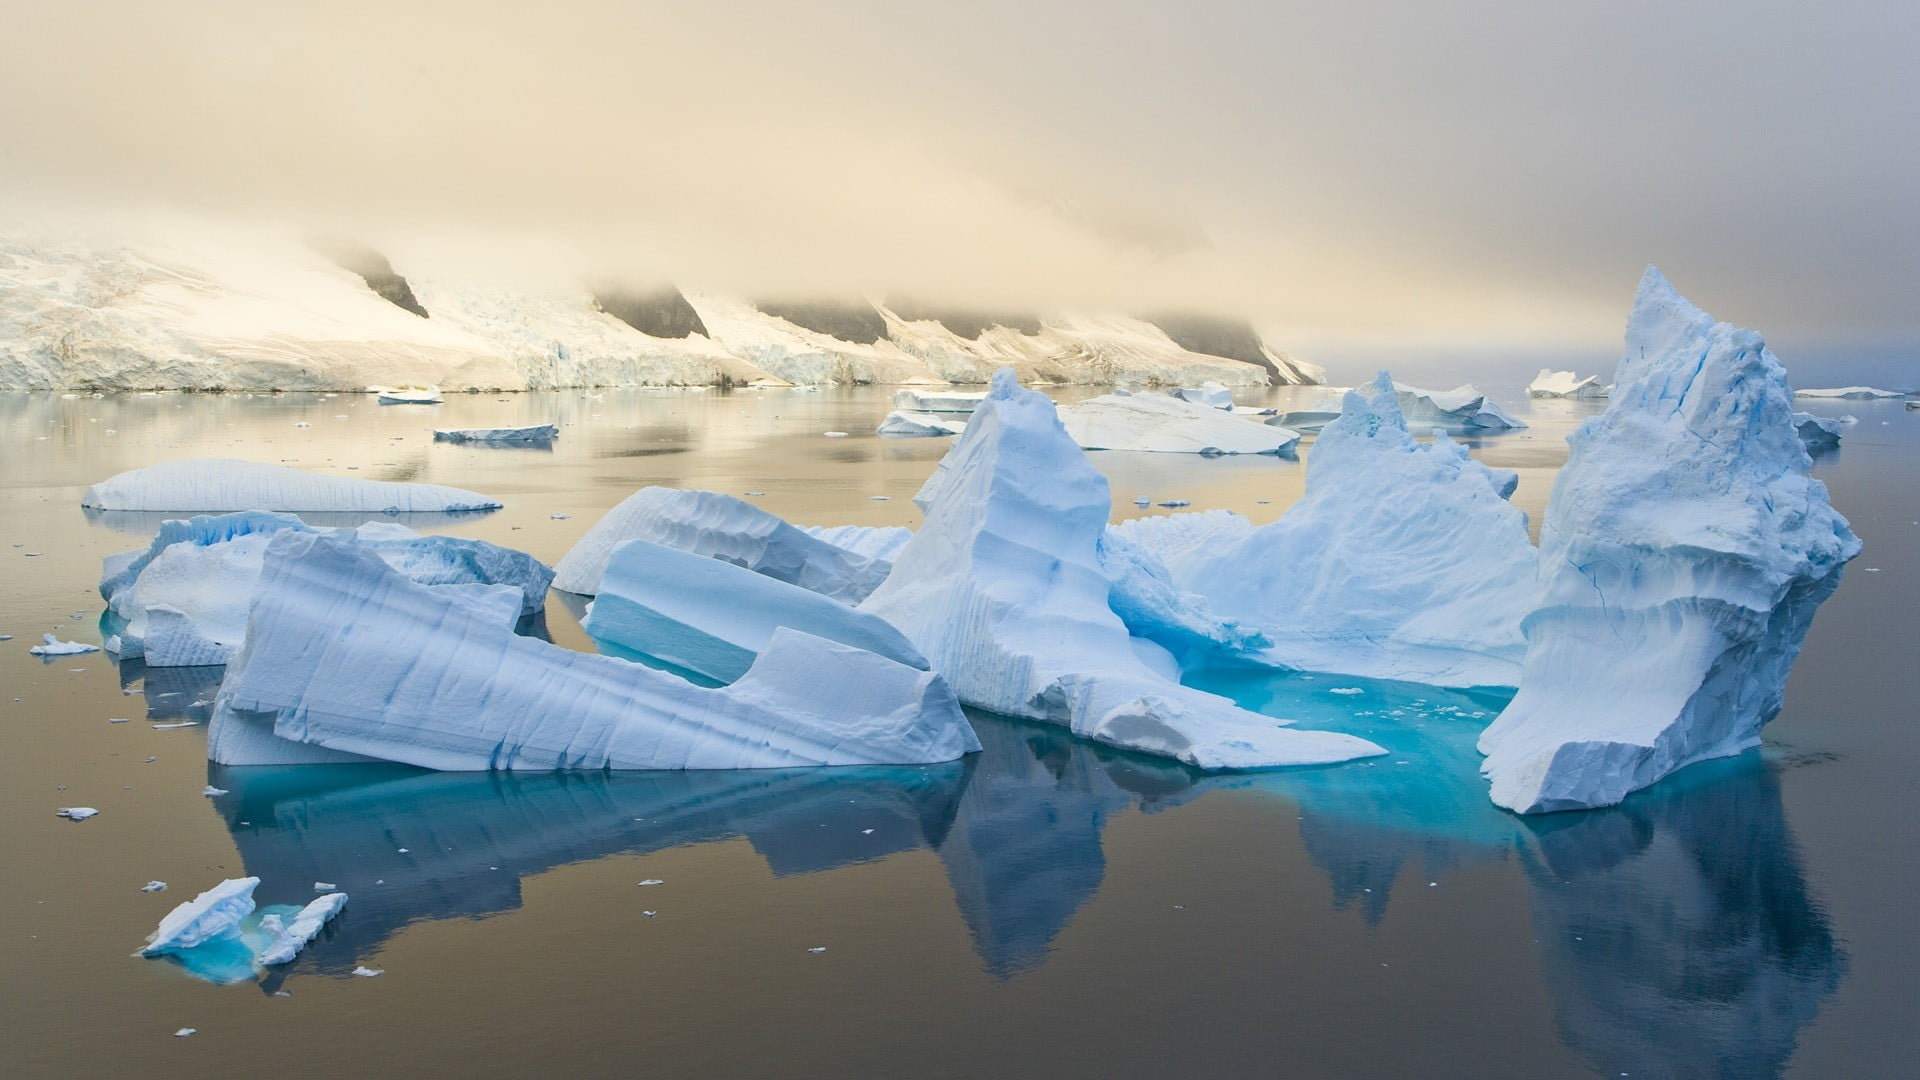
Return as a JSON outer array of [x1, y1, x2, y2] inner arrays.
[[432, 423, 558, 443], [31, 634, 98, 656], [1792, 386, 1902, 399], [1056, 392, 1300, 455], [1478, 268, 1861, 814], [374, 385, 443, 404], [81, 459, 500, 513], [892, 388, 990, 414], [255, 893, 349, 966]]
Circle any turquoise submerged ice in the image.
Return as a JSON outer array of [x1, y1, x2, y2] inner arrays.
[[1477, 268, 1860, 814], [858, 369, 1383, 770], [208, 530, 977, 770]]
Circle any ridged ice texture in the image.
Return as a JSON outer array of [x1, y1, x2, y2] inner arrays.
[[1791, 412, 1843, 451], [209, 531, 977, 770], [255, 893, 348, 966], [858, 368, 1383, 770], [431, 424, 558, 443], [1096, 529, 1271, 662], [801, 524, 914, 562], [877, 411, 967, 437], [1392, 382, 1528, 430], [1104, 511, 1254, 580], [552, 486, 889, 601], [1056, 392, 1300, 454], [81, 458, 501, 512], [102, 512, 551, 665], [1180, 373, 1538, 688], [582, 539, 928, 684], [1478, 268, 1861, 814], [139, 877, 259, 956]]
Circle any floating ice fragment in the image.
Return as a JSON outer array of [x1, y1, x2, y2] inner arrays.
[[141, 881, 168, 892], [139, 877, 258, 956], [823, 431, 849, 438], [109, 717, 129, 723], [1329, 688, 1365, 696], [154, 722, 202, 730], [174, 1028, 196, 1038], [433, 424, 558, 444], [57, 807, 99, 820], [352, 966, 383, 977], [256, 893, 348, 965], [82, 459, 498, 512], [31, 634, 98, 656], [314, 882, 337, 891], [806, 947, 826, 953], [637, 879, 664, 887], [201, 785, 228, 796]]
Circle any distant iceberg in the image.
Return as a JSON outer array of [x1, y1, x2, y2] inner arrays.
[[81, 459, 500, 513], [582, 539, 928, 684], [858, 369, 1383, 769], [892, 388, 990, 414], [1793, 386, 1901, 399], [432, 423, 558, 443], [1393, 382, 1528, 430], [553, 486, 892, 601], [1527, 369, 1607, 399], [1056, 392, 1301, 455], [209, 530, 976, 770], [1792, 412, 1844, 452], [1178, 374, 1537, 688], [374, 385, 442, 404], [255, 893, 349, 966], [1171, 381, 1234, 409], [877, 411, 967, 437], [1478, 268, 1860, 814]]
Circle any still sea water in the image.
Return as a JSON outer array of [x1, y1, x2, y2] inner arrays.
[[2, 385, 1913, 1078]]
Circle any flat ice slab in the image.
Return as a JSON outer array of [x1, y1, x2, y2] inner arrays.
[[209, 530, 977, 770], [31, 634, 98, 656], [553, 486, 891, 602], [82, 459, 500, 512], [1057, 392, 1301, 455], [376, 386, 443, 403], [891, 388, 990, 414], [1792, 386, 1902, 399], [877, 411, 967, 437], [1527, 368, 1606, 398], [859, 369, 1383, 770], [1478, 268, 1860, 814], [432, 424, 558, 443], [583, 538, 929, 684]]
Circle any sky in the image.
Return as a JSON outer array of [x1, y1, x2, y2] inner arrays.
[[1, 0, 1914, 382]]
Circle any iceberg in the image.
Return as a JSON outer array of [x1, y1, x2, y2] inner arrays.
[[581, 539, 928, 684], [81, 459, 500, 513], [101, 512, 551, 665], [877, 411, 967, 437], [432, 423, 558, 444], [375, 385, 443, 404], [1792, 386, 1902, 399], [1178, 374, 1538, 688], [1057, 392, 1301, 455], [139, 877, 259, 957], [1096, 528, 1271, 662], [255, 893, 348, 966], [858, 369, 1383, 769], [1393, 382, 1528, 430], [1105, 511, 1255, 580], [552, 487, 890, 602], [1792, 412, 1844, 452], [800, 524, 914, 562], [1527, 369, 1607, 399], [1477, 268, 1861, 814], [30, 634, 98, 656], [1172, 381, 1234, 409], [892, 388, 991, 414], [209, 530, 977, 770]]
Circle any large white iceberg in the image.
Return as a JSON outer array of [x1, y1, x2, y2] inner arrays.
[[1528, 369, 1607, 399], [857, 369, 1383, 769], [1178, 374, 1538, 687], [552, 487, 891, 602], [139, 877, 260, 957], [101, 512, 551, 666], [81, 459, 500, 513], [581, 539, 928, 683], [1393, 382, 1528, 430], [1057, 392, 1300, 455], [1478, 268, 1861, 814], [1792, 386, 1901, 399], [209, 530, 977, 769]]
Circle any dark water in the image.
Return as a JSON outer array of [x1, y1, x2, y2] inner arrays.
[[1, 387, 1913, 1078]]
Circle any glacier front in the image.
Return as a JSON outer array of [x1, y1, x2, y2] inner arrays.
[[858, 369, 1383, 770], [1477, 267, 1860, 814]]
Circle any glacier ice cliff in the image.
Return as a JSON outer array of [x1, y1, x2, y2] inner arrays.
[[209, 530, 977, 769], [1477, 267, 1860, 814], [552, 486, 892, 601], [857, 369, 1383, 769], [1178, 373, 1538, 687], [82, 458, 501, 513]]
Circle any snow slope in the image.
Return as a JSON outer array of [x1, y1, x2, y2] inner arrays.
[[1477, 268, 1860, 814]]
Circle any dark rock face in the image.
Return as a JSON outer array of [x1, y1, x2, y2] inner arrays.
[[594, 288, 709, 339], [1146, 313, 1269, 367], [752, 299, 889, 344], [314, 240, 429, 318], [884, 299, 1043, 340]]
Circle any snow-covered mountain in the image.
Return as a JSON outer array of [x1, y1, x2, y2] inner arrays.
[[0, 230, 1322, 391]]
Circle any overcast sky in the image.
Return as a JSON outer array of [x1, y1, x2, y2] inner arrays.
[[2, 0, 1914, 378]]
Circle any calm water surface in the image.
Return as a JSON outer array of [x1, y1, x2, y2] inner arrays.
[[2, 386, 1913, 1078]]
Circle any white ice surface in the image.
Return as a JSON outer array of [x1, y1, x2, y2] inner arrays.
[[139, 877, 259, 957], [1528, 369, 1607, 398], [553, 487, 890, 602], [432, 424, 558, 443], [1392, 382, 1529, 430], [81, 459, 500, 512], [209, 530, 977, 769], [1477, 268, 1861, 814], [1792, 386, 1902, 399], [31, 634, 98, 656], [1057, 392, 1300, 455], [1172, 382, 1234, 409], [255, 893, 349, 966], [877, 411, 967, 437], [891, 389, 990, 414], [858, 368, 1383, 769], [800, 524, 914, 562]]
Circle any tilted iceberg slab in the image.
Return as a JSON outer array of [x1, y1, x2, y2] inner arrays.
[[859, 369, 1383, 770], [256, 893, 348, 966], [552, 486, 890, 602], [892, 388, 990, 413], [1792, 412, 1844, 452], [432, 424, 558, 443], [1528, 368, 1606, 399], [210, 531, 977, 770], [877, 411, 967, 437], [82, 459, 500, 512], [139, 877, 259, 957], [1178, 373, 1538, 688], [1057, 392, 1300, 455], [1792, 386, 1901, 399], [1478, 268, 1860, 814], [582, 539, 928, 684], [102, 512, 551, 665], [1393, 382, 1528, 430]]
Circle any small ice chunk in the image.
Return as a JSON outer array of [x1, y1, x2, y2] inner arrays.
[[823, 431, 849, 438], [31, 634, 98, 656], [141, 881, 168, 892], [1329, 687, 1365, 696], [314, 881, 337, 891], [637, 879, 664, 887], [109, 717, 130, 724], [56, 807, 99, 821], [257, 893, 349, 966], [153, 721, 201, 730], [806, 947, 827, 953], [352, 966, 383, 977], [174, 1028, 197, 1038], [549, 513, 570, 520], [201, 785, 228, 797], [139, 877, 259, 956]]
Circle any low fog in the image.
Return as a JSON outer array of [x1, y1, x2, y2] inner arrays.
[[2, 0, 1915, 377]]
